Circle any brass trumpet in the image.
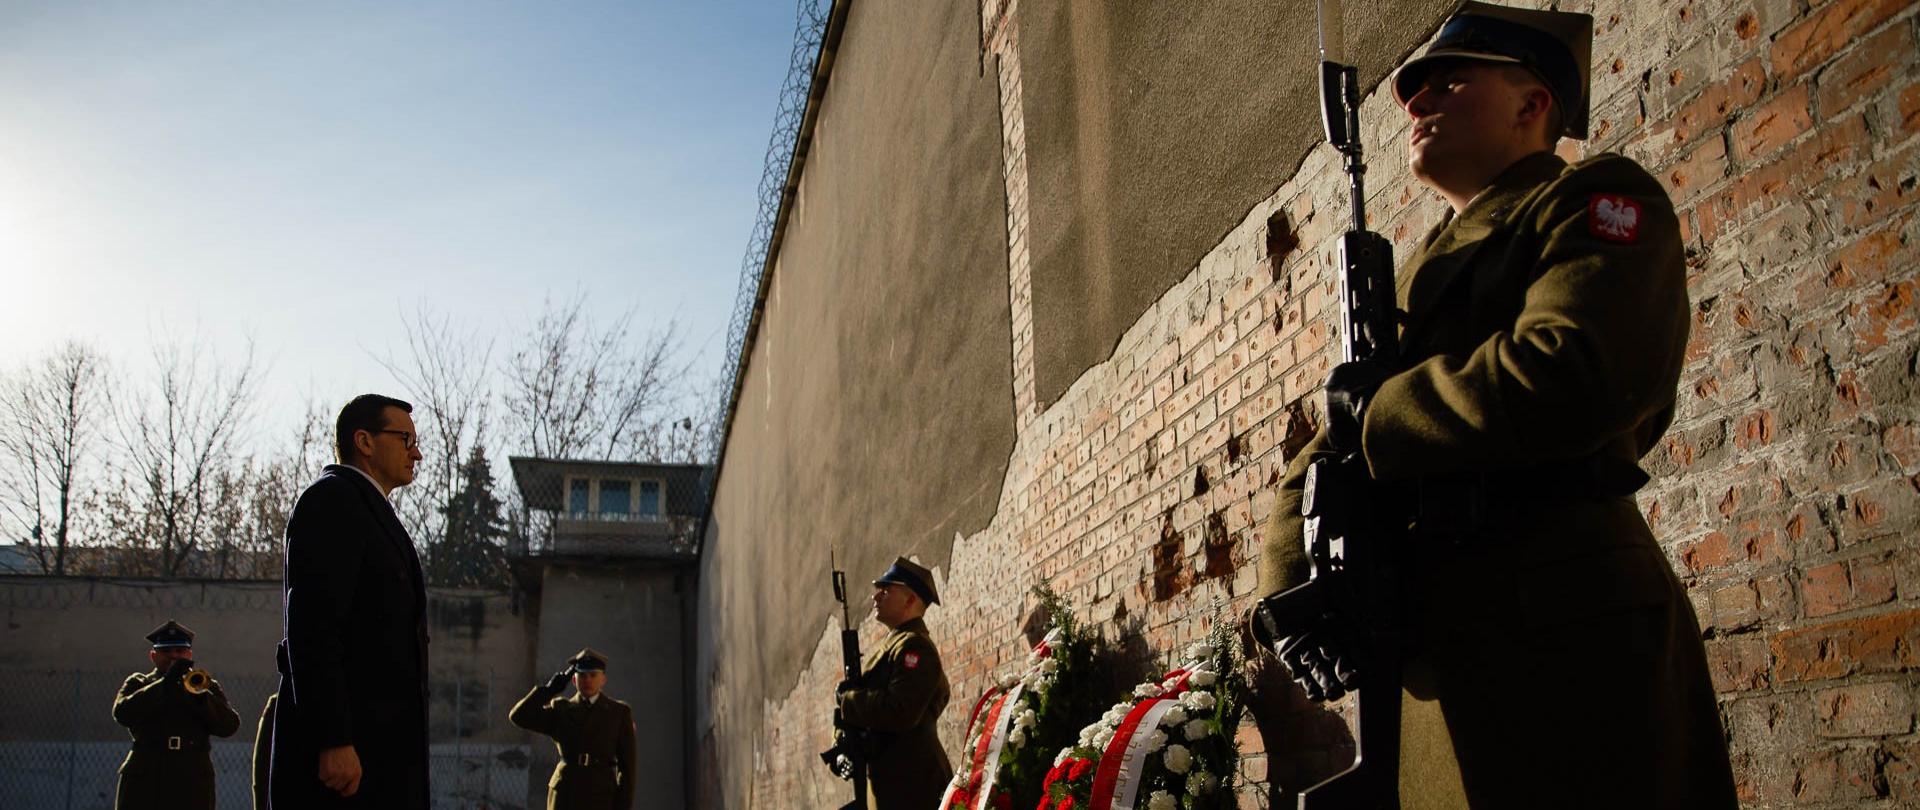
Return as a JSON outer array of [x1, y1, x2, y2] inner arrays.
[[182, 668, 213, 695]]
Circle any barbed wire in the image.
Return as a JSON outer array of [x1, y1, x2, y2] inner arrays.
[[706, 0, 833, 476]]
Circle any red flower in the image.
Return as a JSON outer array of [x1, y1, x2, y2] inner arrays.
[[992, 791, 1011, 810], [1042, 762, 1067, 792], [1057, 797, 1076, 810], [1068, 757, 1093, 782]]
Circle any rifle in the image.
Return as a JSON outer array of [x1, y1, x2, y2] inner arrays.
[[1251, 2, 1403, 808], [819, 552, 869, 810]]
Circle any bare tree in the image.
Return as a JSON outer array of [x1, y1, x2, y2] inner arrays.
[[376, 305, 498, 543], [501, 293, 689, 461], [0, 342, 108, 574], [108, 336, 262, 576], [216, 400, 331, 579]]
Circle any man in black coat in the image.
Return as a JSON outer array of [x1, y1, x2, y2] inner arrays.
[[269, 393, 430, 808]]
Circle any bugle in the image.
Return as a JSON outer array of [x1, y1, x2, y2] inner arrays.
[[182, 668, 213, 695]]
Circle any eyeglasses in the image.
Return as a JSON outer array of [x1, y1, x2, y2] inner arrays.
[[375, 429, 418, 450]]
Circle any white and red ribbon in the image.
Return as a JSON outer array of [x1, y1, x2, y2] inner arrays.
[[938, 684, 1023, 810], [1087, 665, 1202, 810]]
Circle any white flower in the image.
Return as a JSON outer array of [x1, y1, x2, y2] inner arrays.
[[1157, 706, 1188, 727], [1188, 669, 1217, 688], [1147, 790, 1177, 810], [1016, 709, 1038, 729], [1188, 773, 1217, 795], [1078, 723, 1102, 747], [1092, 727, 1115, 750], [1186, 642, 1210, 660], [1144, 728, 1168, 752], [1180, 690, 1216, 712], [1134, 682, 1164, 698], [1000, 673, 1020, 689], [1038, 657, 1060, 675], [1163, 743, 1193, 774], [1008, 726, 1027, 747], [1055, 748, 1074, 767], [1182, 719, 1212, 740]]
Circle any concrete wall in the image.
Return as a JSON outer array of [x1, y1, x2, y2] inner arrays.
[[532, 562, 689, 808], [0, 576, 543, 808], [0, 576, 533, 739], [701, 0, 1920, 807]]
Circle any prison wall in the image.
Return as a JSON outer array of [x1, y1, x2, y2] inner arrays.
[[698, 0, 1920, 806]]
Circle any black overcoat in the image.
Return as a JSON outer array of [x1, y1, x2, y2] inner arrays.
[[269, 464, 430, 809]]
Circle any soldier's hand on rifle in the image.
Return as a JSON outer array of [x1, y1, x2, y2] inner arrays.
[[1279, 626, 1360, 702], [543, 666, 575, 694], [1324, 360, 1394, 452]]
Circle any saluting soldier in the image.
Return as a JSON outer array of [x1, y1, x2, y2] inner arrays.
[[509, 648, 638, 810], [836, 557, 952, 809], [1256, 3, 1738, 807], [110, 620, 242, 810]]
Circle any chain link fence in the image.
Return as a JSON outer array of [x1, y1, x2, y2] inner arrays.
[[0, 668, 536, 810]]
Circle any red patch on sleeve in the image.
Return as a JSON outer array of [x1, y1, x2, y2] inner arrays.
[[1588, 194, 1642, 244], [904, 652, 921, 669]]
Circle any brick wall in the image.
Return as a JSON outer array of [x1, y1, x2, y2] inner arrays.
[[733, 0, 1920, 806]]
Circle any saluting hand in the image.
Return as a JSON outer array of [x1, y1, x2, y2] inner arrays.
[[544, 666, 575, 694], [318, 744, 362, 797]]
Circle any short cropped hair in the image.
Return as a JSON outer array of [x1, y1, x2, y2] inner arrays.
[[335, 394, 413, 464], [1498, 64, 1565, 148]]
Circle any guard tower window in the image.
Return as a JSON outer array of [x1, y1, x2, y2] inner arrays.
[[600, 480, 632, 518], [568, 479, 591, 517], [639, 480, 662, 517]]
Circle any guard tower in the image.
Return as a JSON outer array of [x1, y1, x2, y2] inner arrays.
[[506, 457, 706, 808]]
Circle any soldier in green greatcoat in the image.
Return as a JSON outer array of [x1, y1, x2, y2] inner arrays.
[[510, 648, 638, 810], [111, 620, 242, 810], [1256, 4, 1738, 808], [836, 557, 953, 809]]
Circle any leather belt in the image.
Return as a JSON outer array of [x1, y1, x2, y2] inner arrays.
[[1408, 458, 1648, 547], [133, 736, 208, 752], [567, 753, 613, 767]]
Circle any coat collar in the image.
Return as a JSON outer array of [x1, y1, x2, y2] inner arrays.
[[321, 464, 424, 599], [1396, 151, 1567, 344]]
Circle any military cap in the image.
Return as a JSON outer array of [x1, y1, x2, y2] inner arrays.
[[1392, 1, 1594, 139], [567, 648, 608, 672], [145, 620, 195, 649], [873, 557, 939, 607]]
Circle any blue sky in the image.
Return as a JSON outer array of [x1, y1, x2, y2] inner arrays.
[[0, 1, 796, 448]]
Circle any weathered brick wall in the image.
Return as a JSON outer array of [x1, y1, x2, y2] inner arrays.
[[732, 0, 1920, 806]]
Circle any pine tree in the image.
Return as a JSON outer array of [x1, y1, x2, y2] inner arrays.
[[431, 445, 510, 588]]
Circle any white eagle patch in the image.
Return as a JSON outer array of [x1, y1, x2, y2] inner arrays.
[[904, 652, 921, 669], [1588, 194, 1642, 243]]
